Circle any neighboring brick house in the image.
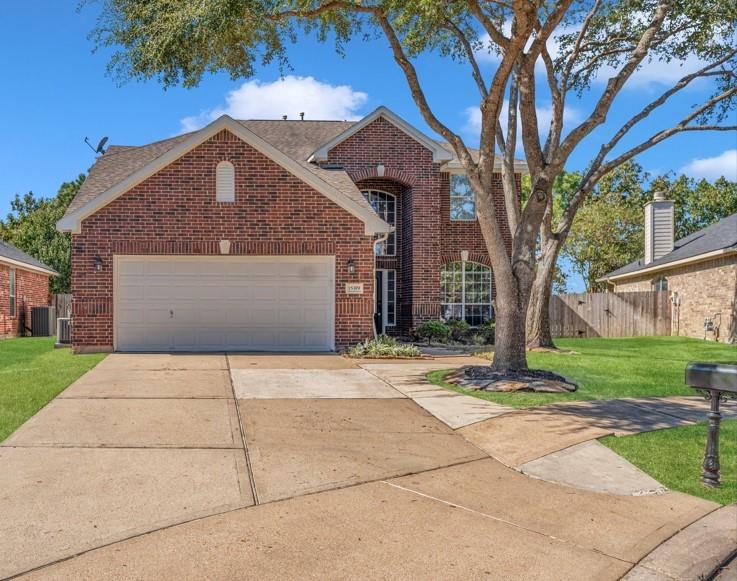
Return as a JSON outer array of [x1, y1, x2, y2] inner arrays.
[[601, 196, 737, 343], [0, 240, 56, 338], [58, 107, 525, 353]]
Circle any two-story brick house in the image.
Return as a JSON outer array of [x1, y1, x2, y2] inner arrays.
[[59, 107, 524, 352]]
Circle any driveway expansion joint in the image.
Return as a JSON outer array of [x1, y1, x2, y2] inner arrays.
[[226, 354, 260, 505]]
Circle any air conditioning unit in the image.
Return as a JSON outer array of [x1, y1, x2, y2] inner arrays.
[[31, 306, 56, 337], [56, 318, 72, 346]]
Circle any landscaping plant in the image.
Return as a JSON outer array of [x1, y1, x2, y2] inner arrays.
[[346, 335, 421, 358], [413, 320, 452, 345]]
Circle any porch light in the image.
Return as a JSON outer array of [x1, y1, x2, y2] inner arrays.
[[347, 259, 356, 276], [93, 255, 103, 272]]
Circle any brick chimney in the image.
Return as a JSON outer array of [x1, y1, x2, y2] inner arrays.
[[644, 191, 674, 265]]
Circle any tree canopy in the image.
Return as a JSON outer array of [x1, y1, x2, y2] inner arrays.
[[0, 175, 84, 294]]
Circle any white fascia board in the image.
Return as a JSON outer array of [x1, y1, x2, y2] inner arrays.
[[0, 256, 57, 276], [57, 115, 392, 236], [308, 106, 454, 164], [441, 158, 529, 175], [601, 248, 737, 282]]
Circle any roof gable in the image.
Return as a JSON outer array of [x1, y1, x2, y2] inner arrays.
[[308, 106, 453, 164], [58, 116, 390, 236]]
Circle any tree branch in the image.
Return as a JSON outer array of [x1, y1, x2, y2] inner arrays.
[[373, 11, 476, 170], [554, 0, 671, 167], [468, 0, 510, 49], [443, 18, 488, 98]]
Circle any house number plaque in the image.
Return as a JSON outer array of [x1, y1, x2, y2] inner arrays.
[[345, 283, 364, 295]]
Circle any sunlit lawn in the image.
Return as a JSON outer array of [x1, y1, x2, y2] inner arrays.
[[603, 420, 736, 505], [427, 336, 737, 408], [0, 337, 105, 441]]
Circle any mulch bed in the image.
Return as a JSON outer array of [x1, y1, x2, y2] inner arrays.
[[445, 366, 578, 393]]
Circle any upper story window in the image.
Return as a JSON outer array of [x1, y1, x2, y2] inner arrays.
[[9, 268, 16, 317], [449, 174, 476, 221], [362, 189, 396, 256], [216, 161, 235, 202], [652, 277, 668, 291]]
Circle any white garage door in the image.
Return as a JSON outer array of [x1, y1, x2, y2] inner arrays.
[[114, 255, 335, 352]]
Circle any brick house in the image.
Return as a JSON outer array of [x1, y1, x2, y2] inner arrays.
[[601, 195, 737, 343], [0, 240, 57, 338], [58, 107, 525, 353]]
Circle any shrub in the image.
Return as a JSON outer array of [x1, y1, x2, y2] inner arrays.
[[346, 335, 421, 358], [413, 320, 452, 345], [477, 320, 495, 344], [445, 318, 471, 343]]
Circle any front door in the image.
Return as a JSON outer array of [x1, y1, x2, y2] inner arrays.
[[375, 270, 384, 335]]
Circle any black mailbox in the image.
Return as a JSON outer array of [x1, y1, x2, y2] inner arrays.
[[685, 362, 737, 488], [685, 363, 737, 393]]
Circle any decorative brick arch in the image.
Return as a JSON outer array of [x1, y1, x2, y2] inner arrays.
[[348, 166, 415, 187], [440, 251, 492, 267]]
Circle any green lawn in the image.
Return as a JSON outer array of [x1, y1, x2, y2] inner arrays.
[[427, 336, 737, 408], [603, 420, 737, 505], [0, 337, 105, 441]]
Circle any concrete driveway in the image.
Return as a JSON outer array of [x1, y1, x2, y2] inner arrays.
[[0, 354, 719, 580]]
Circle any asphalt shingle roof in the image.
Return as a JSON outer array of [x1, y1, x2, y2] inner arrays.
[[605, 212, 737, 279], [0, 239, 57, 274], [64, 118, 520, 222]]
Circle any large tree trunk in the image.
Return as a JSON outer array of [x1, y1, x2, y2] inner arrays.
[[493, 296, 529, 371], [526, 243, 558, 349], [491, 262, 535, 372]]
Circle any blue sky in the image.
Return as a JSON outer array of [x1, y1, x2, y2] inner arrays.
[[1, 2, 735, 290]]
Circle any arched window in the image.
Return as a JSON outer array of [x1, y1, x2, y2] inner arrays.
[[652, 276, 668, 291], [362, 189, 396, 256], [441, 261, 492, 326], [216, 161, 235, 202]]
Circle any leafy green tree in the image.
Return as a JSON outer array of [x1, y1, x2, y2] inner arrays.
[[0, 175, 84, 293], [91, 0, 737, 371]]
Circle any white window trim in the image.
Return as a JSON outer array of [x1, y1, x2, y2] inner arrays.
[[9, 267, 16, 318], [378, 269, 396, 328], [362, 189, 397, 257], [441, 261, 492, 326], [448, 172, 477, 222]]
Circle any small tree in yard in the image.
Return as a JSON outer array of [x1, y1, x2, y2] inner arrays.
[[92, 0, 737, 372]]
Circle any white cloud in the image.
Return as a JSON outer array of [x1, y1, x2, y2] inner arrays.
[[680, 149, 737, 181], [180, 76, 369, 132], [463, 100, 583, 153]]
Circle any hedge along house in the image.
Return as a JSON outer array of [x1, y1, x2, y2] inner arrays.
[[59, 107, 525, 353], [0, 240, 57, 338]]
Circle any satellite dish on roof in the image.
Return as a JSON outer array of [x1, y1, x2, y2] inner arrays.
[[84, 136, 108, 155]]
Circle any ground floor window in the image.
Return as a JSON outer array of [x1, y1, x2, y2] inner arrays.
[[652, 276, 668, 291], [378, 269, 396, 327], [9, 268, 16, 317], [440, 261, 492, 326]]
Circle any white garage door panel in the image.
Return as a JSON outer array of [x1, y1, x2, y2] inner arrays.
[[115, 256, 335, 352]]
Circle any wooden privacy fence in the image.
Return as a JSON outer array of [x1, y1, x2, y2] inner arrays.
[[550, 290, 671, 338], [52, 294, 73, 317]]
